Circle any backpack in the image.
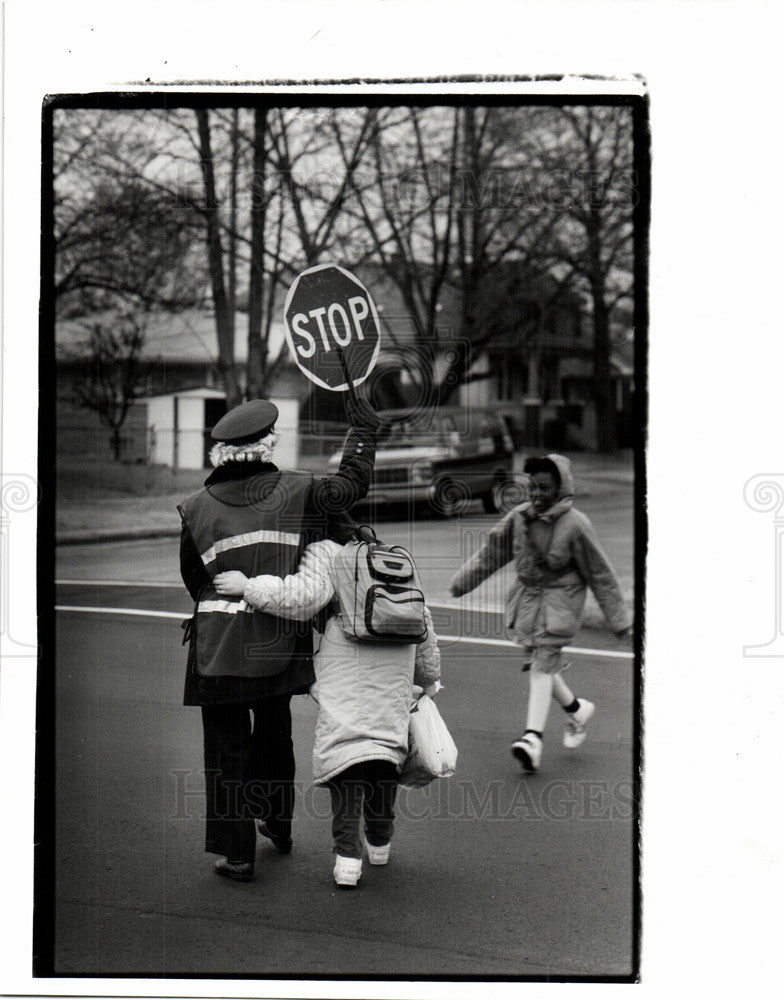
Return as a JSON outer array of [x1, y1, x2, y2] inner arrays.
[[331, 527, 428, 644]]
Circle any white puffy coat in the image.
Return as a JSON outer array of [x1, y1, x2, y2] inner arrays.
[[243, 539, 442, 784]]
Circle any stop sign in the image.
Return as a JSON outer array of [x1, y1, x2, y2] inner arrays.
[[283, 263, 381, 391]]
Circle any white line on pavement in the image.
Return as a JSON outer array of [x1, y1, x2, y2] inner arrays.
[[56, 579, 184, 588], [55, 605, 185, 620], [55, 605, 633, 659], [55, 582, 513, 619]]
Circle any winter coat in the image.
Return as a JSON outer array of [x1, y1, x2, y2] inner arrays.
[[450, 454, 631, 647], [179, 422, 376, 706], [243, 539, 442, 784], [179, 470, 313, 680]]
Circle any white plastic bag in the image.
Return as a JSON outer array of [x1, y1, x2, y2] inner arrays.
[[399, 694, 457, 788]]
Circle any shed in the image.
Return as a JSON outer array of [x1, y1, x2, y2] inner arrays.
[[144, 388, 299, 470]]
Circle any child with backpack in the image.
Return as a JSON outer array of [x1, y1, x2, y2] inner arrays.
[[450, 454, 632, 773], [214, 522, 441, 888]]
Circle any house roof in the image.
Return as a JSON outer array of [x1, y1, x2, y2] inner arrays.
[[56, 309, 288, 365]]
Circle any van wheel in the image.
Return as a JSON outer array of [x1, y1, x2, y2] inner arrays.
[[432, 478, 469, 517]]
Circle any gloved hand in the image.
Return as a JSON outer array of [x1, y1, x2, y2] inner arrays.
[[345, 393, 380, 431], [423, 681, 442, 699]]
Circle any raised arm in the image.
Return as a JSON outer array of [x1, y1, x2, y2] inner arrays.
[[308, 396, 380, 516]]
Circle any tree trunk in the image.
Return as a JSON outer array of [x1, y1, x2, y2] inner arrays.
[[195, 109, 241, 409], [448, 106, 483, 410], [591, 298, 616, 452], [227, 109, 239, 346], [247, 108, 267, 400], [587, 202, 617, 453], [110, 425, 122, 462]]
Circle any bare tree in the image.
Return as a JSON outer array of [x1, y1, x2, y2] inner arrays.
[[70, 313, 151, 461], [535, 105, 635, 451], [53, 109, 203, 316], [195, 109, 242, 408], [341, 106, 562, 404], [341, 107, 459, 355]]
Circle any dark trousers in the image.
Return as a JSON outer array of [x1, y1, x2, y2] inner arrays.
[[327, 760, 399, 859], [201, 695, 294, 864]]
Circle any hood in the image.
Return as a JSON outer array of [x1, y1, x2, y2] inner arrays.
[[521, 453, 575, 523], [545, 453, 575, 500]]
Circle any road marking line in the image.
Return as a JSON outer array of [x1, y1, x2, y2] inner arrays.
[[56, 605, 186, 620], [55, 605, 633, 659], [54, 584, 533, 618], [56, 579, 184, 588], [439, 634, 633, 658]]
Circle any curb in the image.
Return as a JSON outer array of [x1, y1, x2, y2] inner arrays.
[[57, 526, 181, 546]]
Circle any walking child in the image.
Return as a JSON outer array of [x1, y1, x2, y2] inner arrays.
[[449, 454, 631, 773], [214, 523, 441, 888]]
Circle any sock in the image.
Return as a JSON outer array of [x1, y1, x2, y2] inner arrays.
[[524, 729, 543, 740], [564, 698, 580, 714], [526, 670, 553, 732]]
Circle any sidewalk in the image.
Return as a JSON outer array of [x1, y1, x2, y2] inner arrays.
[[56, 449, 635, 546]]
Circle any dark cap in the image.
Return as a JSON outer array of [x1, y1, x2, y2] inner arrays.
[[211, 399, 279, 443]]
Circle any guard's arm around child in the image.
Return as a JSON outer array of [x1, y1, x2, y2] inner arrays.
[[213, 539, 339, 621]]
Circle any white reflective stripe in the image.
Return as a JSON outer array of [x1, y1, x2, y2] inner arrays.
[[198, 599, 255, 615], [200, 529, 301, 568]]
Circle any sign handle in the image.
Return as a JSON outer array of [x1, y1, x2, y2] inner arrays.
[[337, 346, 360, 407]]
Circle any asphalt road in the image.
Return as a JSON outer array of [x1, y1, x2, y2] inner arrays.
[[49, 519, 638, 980]]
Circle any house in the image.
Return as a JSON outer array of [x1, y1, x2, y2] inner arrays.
[[55, 267, 634, 464]]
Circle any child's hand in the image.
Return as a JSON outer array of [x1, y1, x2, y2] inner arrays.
[[213, 571, 248, 597]]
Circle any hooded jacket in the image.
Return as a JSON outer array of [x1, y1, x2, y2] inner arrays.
[[242, 539, 442, 784], [450, 453, 631, 646]]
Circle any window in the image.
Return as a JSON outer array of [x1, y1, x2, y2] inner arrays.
[[496, 358, 526, 401]]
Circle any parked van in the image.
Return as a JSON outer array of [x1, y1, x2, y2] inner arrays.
[[327, 406, 521, 516]]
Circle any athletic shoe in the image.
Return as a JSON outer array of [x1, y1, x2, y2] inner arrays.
[[511, 733, 542, 772], [365, 840, 391, 866], [564, 698, 595, 749], [333, 855, 362, 888], [256, 820, 293, 854], [214, 858, 254, 882]]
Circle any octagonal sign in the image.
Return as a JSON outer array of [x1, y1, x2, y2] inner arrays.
[[283, 263, 381, 391]]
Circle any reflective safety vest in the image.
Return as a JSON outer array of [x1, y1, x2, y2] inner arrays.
[[178, 470, 313, 678]]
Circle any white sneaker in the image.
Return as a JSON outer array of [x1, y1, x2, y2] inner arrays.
[[365, 840, 391, 866], [564, 699, 595, 749], [333, 855, 362, 887], [511, 733, 542, 772]]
